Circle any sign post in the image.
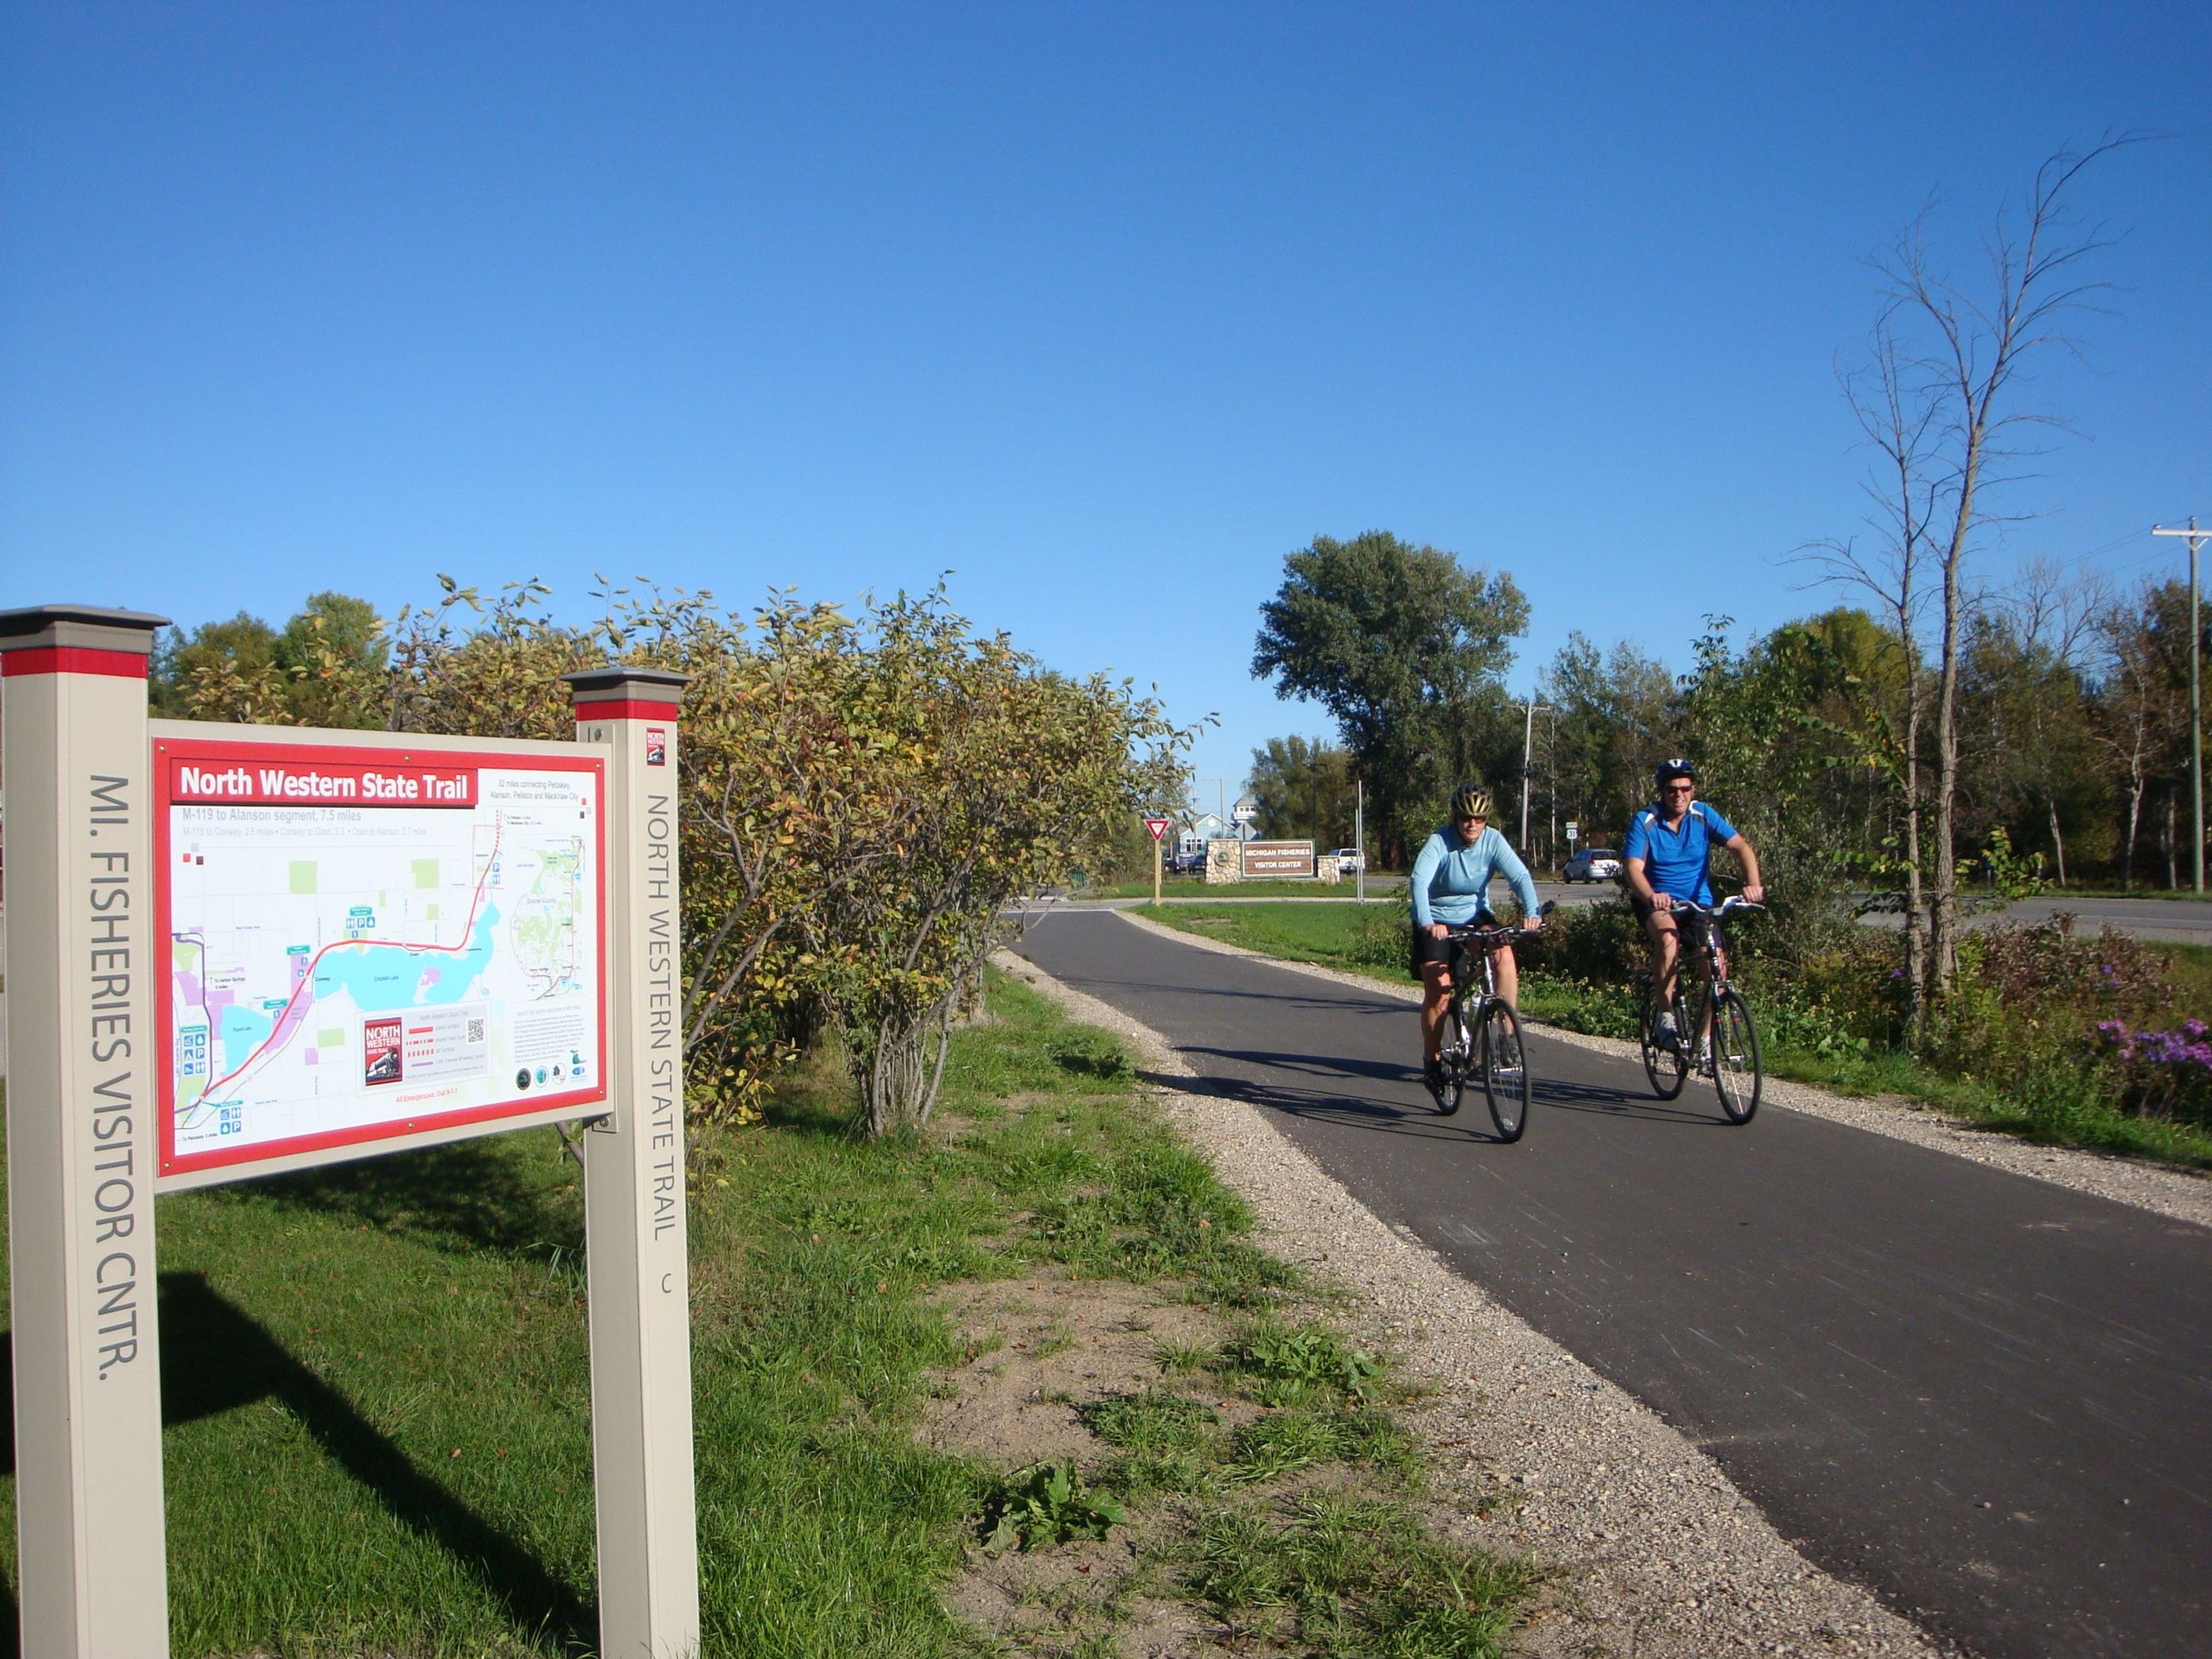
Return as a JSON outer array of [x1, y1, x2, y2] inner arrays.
[[0, 604, 173, 1659], [567, 666, 700, 1659], [1145, 816, 1169, 906]]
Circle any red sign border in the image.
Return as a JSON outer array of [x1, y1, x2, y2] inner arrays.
[[154, 734, 610, 1180]]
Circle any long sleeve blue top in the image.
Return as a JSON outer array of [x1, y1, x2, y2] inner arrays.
[[1408, 823, 1541, 927]]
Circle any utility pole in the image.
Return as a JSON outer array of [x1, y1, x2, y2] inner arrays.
[[2153, 520, 2206, 893], [1354, 776, 1365, 904]]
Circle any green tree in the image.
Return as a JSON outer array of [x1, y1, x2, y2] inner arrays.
[[1245, 736, 1354, 846], [1251, 531, 1528, 863]]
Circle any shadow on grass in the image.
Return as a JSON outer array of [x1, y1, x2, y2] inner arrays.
[[0, 1278, 594, 1657], [200, 1135, 582, 1260]]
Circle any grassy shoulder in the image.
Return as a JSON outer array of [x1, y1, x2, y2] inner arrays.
[[0, 971, 1534, 1658], [1073, 880, 1381, 901], [1137, 902, 2212, 1173]]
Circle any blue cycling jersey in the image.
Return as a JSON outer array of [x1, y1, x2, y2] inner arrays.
[[1409, 824, 1541, 928], [1623, 800, 1738, 904]]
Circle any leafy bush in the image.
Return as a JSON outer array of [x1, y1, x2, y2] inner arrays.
[[976, 1462, 1126, 1555]]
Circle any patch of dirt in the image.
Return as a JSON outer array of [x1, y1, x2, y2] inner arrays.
[[919, 1272, 1220, 1467]]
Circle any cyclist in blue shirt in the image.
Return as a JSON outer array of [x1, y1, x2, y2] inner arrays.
[[1623, 759, 1764, 1047], [1410, 782, 1543, 1098]]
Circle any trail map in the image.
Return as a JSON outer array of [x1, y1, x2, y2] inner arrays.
[[158, 744, 605, 1176]]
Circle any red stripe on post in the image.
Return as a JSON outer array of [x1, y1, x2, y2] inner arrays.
[[0, 646, 151, 679], [571, 699, 681, 722]]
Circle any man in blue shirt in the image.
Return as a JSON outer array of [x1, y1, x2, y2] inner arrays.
[[1623, 758, 1764, 1046], [1410, 782, 1543, 1096]]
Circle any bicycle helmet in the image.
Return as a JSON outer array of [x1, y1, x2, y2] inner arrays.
[[1449, 782, 1493, 821], [1654, 758, 1699, 792]]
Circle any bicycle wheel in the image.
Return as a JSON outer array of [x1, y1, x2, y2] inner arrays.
[[1433, 1001, 1470, 1116], [1639, 988, 1688, 1100], [1482, 1001, 1531, 1142], [1710, 986, 1762, 1125]]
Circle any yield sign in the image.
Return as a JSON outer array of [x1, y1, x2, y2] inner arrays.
[[1145, 817, 1171, 842]]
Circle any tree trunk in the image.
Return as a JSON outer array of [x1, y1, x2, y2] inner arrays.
[[1928, 541, 1964, 1001], [2123, 771, 2143, 890], [2165, 787, 2177, 889], [1902, 688, 1927, 1047], [2048, 797, 2067, 887], [855, 983, 965, 1138]]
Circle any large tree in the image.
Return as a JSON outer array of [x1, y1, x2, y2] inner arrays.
[[1245, 735, 1356, 846], [1252, 531, 1528, 862]]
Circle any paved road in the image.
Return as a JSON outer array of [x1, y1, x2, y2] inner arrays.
[[1067, 884, 2212, 944], [1014, 908, 2212, 1659]]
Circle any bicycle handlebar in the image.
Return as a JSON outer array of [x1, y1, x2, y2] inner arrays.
[[1662, 896, 1767, 919]]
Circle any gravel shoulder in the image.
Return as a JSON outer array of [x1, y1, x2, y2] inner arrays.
[[1100, 904, 2212, 1233], [994, 945, 1954, 1658]]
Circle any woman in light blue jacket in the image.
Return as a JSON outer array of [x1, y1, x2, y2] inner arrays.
[[1408, 782, 1543, 1096]]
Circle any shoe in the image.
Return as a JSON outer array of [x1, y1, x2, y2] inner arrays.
[[1655, 1011, 1680, 1047], [1695, 1042, 1714, 1075], [1424, 1056, 1447, 1099]]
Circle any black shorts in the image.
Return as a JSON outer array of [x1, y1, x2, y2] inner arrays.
[[1408, 915, 1498, 980], [1630, 892, 1712, 948]]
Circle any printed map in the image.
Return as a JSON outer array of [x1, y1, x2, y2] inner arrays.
[[164, 760, 603, 1171]]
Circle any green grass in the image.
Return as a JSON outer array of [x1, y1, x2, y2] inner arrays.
[[1138, 900, 1406, 978], [1074, 880, 1382, 900], [0, 969, 1528, 1656]]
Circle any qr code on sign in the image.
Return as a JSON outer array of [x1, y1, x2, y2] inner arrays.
[[467, 1018, 485, 1044]]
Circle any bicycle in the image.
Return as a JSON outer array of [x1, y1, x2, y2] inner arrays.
[[1430, 903, 1554, 1142], [1638, 895, 1764, 1124]]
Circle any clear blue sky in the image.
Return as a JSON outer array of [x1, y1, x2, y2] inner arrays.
[[4, 3, 2206, 808]]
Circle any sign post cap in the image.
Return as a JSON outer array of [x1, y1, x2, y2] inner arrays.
[[0, 603, 172, 639], [562, 665, 691, 696]]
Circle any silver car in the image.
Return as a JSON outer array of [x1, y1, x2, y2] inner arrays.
[[1563, 846, 1622, 883]]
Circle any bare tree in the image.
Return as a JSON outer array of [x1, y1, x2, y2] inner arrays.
[[1849, 140, 2128, 1004], [1798, 319, 1942, 1038]]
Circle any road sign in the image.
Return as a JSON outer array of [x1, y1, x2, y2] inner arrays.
[[1566, 821, 1580, 842], [1145, 817, 1169, 842]]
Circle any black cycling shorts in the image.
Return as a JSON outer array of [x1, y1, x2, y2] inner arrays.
[[1630, 891, 1711, 948], [1408, 915, 1497, 980]]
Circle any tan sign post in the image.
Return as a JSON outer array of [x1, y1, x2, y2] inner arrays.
[[1, 605, 173, 1659], [1, 605, 701, 1659], [567, 666, 702, 1659], [1145, 816, 1169, 905]]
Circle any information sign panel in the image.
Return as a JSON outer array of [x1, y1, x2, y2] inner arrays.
[[153, 733, 608, 1183]]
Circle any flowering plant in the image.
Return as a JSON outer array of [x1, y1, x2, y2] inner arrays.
[[2094, 1020, 2212, 1124]]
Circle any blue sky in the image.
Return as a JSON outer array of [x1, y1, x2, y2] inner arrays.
[[4, 3, 2206, 806]]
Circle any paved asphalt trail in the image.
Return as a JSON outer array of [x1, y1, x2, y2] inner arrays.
[[1014, 908, 2212, 1659]]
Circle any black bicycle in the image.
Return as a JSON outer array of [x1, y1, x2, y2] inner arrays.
[[1638, 895, 1764, 1124], [1431, 905, 1552, 1141]]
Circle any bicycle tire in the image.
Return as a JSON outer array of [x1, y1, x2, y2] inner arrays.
[[1434, 1001, 1470, 1116], [1639, 988, 1688, 1100], [1711, 986, 1762, 1124], [1482, 1001, 1530, 1142]]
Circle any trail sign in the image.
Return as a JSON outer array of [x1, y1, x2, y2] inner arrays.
[[1145, 816, 1170, 842], [153, 731, 608, 1185], [0, 605, 701, 1659]]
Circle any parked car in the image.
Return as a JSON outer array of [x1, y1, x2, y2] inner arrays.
[[1330, 847, 1365, 873], [1164, 847, 1208, 875], [1563, 846, 1622, 883]]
